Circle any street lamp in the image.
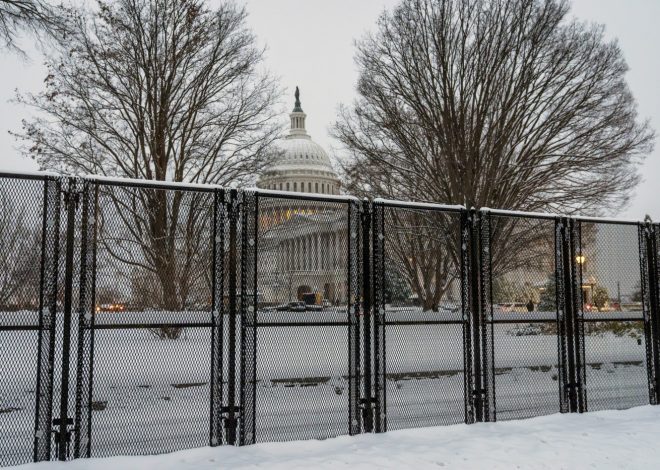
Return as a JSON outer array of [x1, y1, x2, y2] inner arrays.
[[575, 254, 586, 265]]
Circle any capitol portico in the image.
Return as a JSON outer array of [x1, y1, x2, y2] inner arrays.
[[256, 88, 348, 306]]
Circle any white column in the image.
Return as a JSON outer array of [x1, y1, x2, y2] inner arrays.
[[321, 233, 330, 271], [288, 239, 292, 271], [309, 235, 313, 271], [297, 237, 301, 271], [285, 239, 290, 271], [294, 238, 299, 271], [304, 236, 309, 270], [333, 232, 339, 268]]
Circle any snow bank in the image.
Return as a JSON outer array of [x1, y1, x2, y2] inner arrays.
[[8, 406, 660, 470]]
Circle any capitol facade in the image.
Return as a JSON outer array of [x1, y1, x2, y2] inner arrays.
[[256, 88, 348, 306]]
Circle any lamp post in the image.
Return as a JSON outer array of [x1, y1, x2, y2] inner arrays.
[[575, 254, 592, 307]]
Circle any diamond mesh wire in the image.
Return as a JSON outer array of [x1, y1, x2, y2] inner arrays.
[[577, 222, 648, 411], [0, 176, 56, 466], [4, 176, 660, 465], [252, 194, 352, 442], [380, 205, 465, 430], [85, 183, 214, 457], [489, 215, 560, 420]]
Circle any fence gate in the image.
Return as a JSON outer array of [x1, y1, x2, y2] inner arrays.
[[72, 180, 221, 458], [368, 200, 468, 431], [575, 220, 651, 412], [484, 211, 564, 420], [245, 191, 360, 443], [0, 174, 60, 467]]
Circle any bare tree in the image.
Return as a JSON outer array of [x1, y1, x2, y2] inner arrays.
[[335, 0, 653, 310], [0, 0, 64, 54], [384, 208, 458, 311], [0, 189, 42, 309], [15, 0, 282, 333], [17, 0, 281, 182]]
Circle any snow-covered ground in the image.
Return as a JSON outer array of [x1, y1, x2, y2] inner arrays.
[[6, 406, 660, 469], [2, 318, 649, 464]]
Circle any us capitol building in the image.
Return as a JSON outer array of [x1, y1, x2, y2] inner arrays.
[[255, 88, 348, 305]]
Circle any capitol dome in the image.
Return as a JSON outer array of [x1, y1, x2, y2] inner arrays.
[[257, 87, 341, 195]]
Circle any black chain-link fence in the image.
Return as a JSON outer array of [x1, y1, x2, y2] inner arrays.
[[2, 173, 660, 467], [488, 214, 560, 421], [375, 202, 465, 431], [251, 193, 357, 443], [577, 221, 649, 412]]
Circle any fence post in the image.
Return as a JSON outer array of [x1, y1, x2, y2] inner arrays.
[[372, 201, 386, 433], [469, 209, 484, 422], [33, 177, 62, 462], [478, 211, 495, 422], [210, 188, 225, 446], [359, 199, 374, 433], [73, 181, 98, 458], [224, 188, 239, 445], [461, 210, 474, 423], [54, 177, 81, 460], [239, 190, 257, 446], [556, 217, 586, 414], [571, 219, 587, 412], [555, 218, 570, 413], [462, 209, 494, 423], [348, 199, 361, 435], [640, 222, 660, 404]]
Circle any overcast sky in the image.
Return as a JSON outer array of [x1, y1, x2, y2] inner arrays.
[[0, 0, 657, 219]]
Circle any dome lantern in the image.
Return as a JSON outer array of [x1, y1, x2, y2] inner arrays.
[[257, 87, 341, 195], [289, 86, 308, 138]]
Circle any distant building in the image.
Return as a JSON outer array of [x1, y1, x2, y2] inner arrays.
[[256, 86, 340, 195], [256, 88, 348, 305]]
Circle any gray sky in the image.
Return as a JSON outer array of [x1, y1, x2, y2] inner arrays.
[[0, 0, 657, 219]]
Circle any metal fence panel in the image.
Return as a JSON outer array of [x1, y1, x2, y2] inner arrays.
[[251, 193, 355, 442], [488, 215, 560, 420], [83, 182, 215, 457], [577, 221, 648, 412], [0, 175, 59, 466], [378, 204, 465, 430]]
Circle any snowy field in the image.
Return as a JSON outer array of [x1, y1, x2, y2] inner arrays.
[[5, 406, 660, 469], [1, 310, 649, 465]]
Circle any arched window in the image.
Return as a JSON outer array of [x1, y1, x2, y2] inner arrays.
[[308, 182, 312, 192], [286, 182, 290, 191], [294, 182, 297, 191], [321, 183, 325, 193], [315, 182, 319, 192], [279, 183, 282, 190]]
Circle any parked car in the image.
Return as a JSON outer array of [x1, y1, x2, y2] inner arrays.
[[439, 303, 460, 313], [275, 301, 307, 312], [498, 303, 528, 313]]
